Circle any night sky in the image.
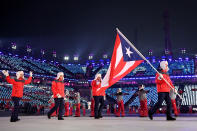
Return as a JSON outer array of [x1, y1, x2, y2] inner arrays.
[[0, 0, 197, 62]]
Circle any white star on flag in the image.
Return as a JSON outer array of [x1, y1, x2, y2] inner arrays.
[[125, 46, 133, 57]]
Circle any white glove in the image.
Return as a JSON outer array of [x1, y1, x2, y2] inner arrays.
[[2, 70, 9, 77], [64, 97, 66, 101], [158, 73, 163, 80], [57, 93, 61, 98], [174, 89, 178, 94], [29, 71, 33, 77]]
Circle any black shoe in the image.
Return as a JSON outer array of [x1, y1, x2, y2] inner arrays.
[[148, 110, 153, 120], [98, 116, 103, 118], [167, 116, 176, 121], [47, 114, 51, 119], [74, 116, 80, 117], [16, 118, 20, 121], [94, 117, 100, 119], [10, 119, 17, 122], [58, 118, 64, 120]]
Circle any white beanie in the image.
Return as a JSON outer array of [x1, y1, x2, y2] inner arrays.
[[139, 85, 145, 90], [94, 74, 102, 80], [117, 88, 122, 93], [56, 72, 64, 80], [16, 71, 24, 79], [160, 61, 169, 71]]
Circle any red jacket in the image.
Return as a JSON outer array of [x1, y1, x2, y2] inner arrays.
[[155, 71, 174, 93], [51, 80, 65, 98], [91, 80, 105, 96], [6, 76, 32, 98]]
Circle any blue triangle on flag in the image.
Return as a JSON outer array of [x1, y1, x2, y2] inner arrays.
[[118, 33, 143, 62]]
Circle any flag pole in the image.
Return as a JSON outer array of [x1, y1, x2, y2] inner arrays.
[[116, 28, 182, 99]]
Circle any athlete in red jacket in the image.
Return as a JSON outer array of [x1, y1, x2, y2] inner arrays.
[[91, 74, 104, 119], [48, 72, 65, 120], [148, 61, 176, 121], [2, 70, 32, 122]]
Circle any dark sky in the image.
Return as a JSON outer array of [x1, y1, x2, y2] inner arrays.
[[0, 0, 197, 62]]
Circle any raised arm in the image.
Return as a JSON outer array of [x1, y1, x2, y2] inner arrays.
[[24, 71, 33, 85], [6, 76, 15, 84], [24, 77, 32, 85], [2, 70, 15, 84]]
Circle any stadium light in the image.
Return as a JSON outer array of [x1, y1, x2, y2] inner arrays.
[[89, 54, 93, 60], [181, 48, 186, 54], [27, 45, 32, 53], [64, 55, 69, 61], [103, 54, 108, 59], [195, 54, 197, 59], [148, 50, 153, 56], [41, 49, 45, 55], [53, 51, 56, 58], [11, 42, 17, 50], [74, 55, 79, 61]]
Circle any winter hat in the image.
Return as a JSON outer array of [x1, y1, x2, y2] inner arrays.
[[139, 85, 145, 90], [117, 88, 122, 93], [56, 72, 64, 80], [160, 61, 169, 71], [94, 74, 102, 80], [16, 71, 24, 79]]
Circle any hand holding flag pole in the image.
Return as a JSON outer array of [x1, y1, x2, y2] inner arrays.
[[116, 28, 182, 99]]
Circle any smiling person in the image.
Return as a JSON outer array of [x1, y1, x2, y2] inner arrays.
[[47, 72, 65, 120], [2, 70, 32, 122]]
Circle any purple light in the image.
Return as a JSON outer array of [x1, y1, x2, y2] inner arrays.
[[178, 57, 182, 61], [185, 57, 189, 61]]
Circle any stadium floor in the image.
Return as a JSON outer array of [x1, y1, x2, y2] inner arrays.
[[0, 115, 197, 131]]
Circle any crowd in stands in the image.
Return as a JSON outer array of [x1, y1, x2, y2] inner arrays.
[[0, 51, 197, 115]]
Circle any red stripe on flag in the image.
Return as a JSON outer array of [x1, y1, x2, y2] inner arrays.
[[112, 60, 143, 85], [113, 57, 126, 77], [109, 33, 121, 86]]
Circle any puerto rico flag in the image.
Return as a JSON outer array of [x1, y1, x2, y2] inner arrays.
[[97, 30, 144, 94]]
